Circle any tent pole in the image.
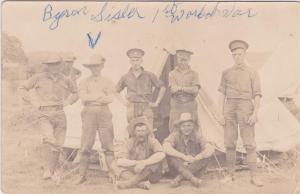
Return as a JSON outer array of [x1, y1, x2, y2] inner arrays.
[[213, 152, 226, 178]]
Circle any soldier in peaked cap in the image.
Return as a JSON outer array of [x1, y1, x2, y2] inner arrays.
[[168, 49, 201, 132], [18, 55, 79, 181], [74, 54, 116, 184], [114, 116, 165, 190], [116, 48, 166, 135], [218, 40, 263, 186]]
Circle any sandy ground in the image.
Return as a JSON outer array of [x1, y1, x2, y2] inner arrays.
[[2, 92, 300, 194]]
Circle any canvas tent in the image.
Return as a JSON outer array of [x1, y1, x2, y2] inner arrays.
[[63, 35, 300, 154]]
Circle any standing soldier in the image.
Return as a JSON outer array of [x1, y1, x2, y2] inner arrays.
[[116, 48, 166, 133], [18, 55, 78, 180], [218, 40, 263, 186], [74, 54, 115, 184], [62, 54, 82, 82], [163, 112, 215, 188], [114, 117, 165, 190], [168, 50, 200, 132]]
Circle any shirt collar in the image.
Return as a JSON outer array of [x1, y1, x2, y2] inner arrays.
[[175, 65, 192, 74], [233, 64, 247, 70], [129, 67, 145, 78], [180, 131, 197, 144], [133, 135, 149, 146], [89, 74, 103, 81]]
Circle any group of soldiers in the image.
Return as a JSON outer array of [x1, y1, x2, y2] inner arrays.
[[19, 39, 263, 189]]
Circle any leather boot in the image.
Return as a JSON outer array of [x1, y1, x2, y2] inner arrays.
[[48, 151, 60, 174], [116, 169, 151, 189], [170, 175, 183, 188], [79, 152, 90, 178]]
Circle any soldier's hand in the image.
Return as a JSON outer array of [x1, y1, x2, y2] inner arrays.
[[134, 161, 146, 173], [248, 113, 258, 125], [183, 155, 196, 163], [218, 116, 226, 126]]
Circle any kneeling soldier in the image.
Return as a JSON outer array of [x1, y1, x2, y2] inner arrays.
[[75, 54, 115, 184], [115, 117, 165, 190], [163, 112, 215, 188]]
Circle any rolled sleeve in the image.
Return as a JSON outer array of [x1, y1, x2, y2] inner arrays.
[[78, 80, 88, 99], [19, 74, 39, 91], [116, 140, 131, 159], [116, 76, 126, 93], [218, 71, 226, 95], [196, 133, 215, 156], [196, 133, 208, 148], [149, 137, 163, 153], [163, 132, 178, 147], [191, 72, 201, 88], [251, 71, 262, 98]]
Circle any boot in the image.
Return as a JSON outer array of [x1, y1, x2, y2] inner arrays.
[[116, 170, 151, 189], [73, 175, 87, 185], [250, 176, 264, 187], [42, 150, 59, 180], [221, 148, 236, 184], [42, 169, 53, 180], [190, 177, 203, 188], [170, 175, 183, 188], [78, 152, 90, 179], [137, 181, 151, 190], [220, 174, 235, 184]]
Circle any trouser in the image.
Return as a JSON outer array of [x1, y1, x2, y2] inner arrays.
[[118, 162, 163, 187], [127, 102, 154, 136], [169, 99, 198, 132], [168, 156, 210, 180], [39, 109, 67, 174], [79, 105, 114, 177], [224, 98, 257, 177]]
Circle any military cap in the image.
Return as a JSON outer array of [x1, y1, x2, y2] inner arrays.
[[83, 54, 106, 68], [176, 49, 194, 59], [174, 112, 197, 127], [126, 48, 145, 58], [176, 49, 194, 55], [127, 116, 151, 137], [42, 55, 62, 65], [63, 54, 76, 62], [229, 40, 249, 51]]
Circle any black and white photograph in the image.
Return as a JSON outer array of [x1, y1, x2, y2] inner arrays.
[[1, 1, 300, 194]]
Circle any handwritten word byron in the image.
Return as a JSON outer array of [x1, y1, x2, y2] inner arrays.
[[43, 4, 88, 30]]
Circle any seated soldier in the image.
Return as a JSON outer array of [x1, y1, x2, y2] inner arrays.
[[114, 117, 165, 190], [163, 112, 215, 188]]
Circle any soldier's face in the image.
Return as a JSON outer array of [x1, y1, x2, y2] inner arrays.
[[232, 48, 246, 65], [63, 61, 73, 73], [130, 57, 143, 70], [135, 125, 148, 141], [177, 55, 191, 67], [90, 65, 104, 76], [48, 63, 62, 74], [180, 121, 195, 136]]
